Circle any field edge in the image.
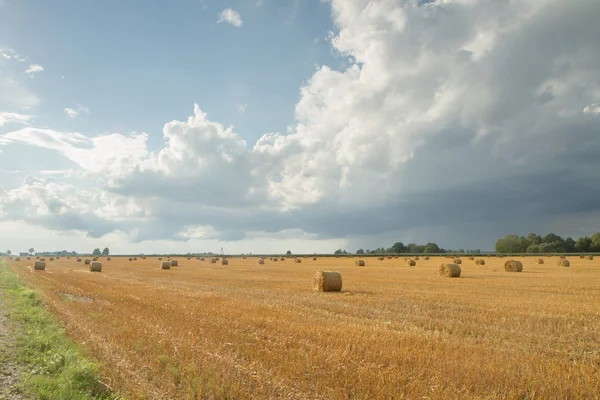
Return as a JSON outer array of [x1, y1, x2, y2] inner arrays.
[[0, 261, 119, 400]]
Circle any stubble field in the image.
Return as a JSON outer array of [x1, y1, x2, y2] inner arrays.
[[4, 255, 600, 399]]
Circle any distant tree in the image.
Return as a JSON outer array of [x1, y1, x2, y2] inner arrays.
[[28, 248, 35, 255], [542, 233, 563, 244], [286, 250, 292, 255], [334, 249, 343, 255], [574, 236, 592, 252], [495, 234, 530, 253], [390, 242, 405, 253], [102, 247, 110, 256], [539, 242, 565, 253], [527, 233, 542, 245], [356, 249, 365, 254], [526, 244, 540, 253], [564, 237, 576, 253], [92, 248, 101, 256], [406, 243, 419, 253], [423, 243, 441, 253], [590, 232, 600, 252], [6, 250, 11, 256]]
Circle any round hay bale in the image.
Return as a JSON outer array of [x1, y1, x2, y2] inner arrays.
[[171, 260, 178, 267], [158, 257, 163, 260], [34, 261, 46, 270], [504, 260, 523, 272], [535, 258, 544, 264], [210, 258, 217, 263], [295, 258, 302, 263], [39, 257, 46, 261], [580, 255, 585, 259], [587, 255, 594, 260], [92, 257, 98, 261], [279, 257, 285, 261], [406, 259, 416, 266], [242, 256, 247, 259], [26, 257, 30, 260], [133, 257, 137, 260], [557, 259, 570, 267], [475, 259, 486, 265], [76, 258, 82, 262], [355, 259, 365, 267], [312, 271, 342, 292], [414, 256, 420, 260], [468, 256, 474, 260], [106, 257, 111, 261], [161, 261, 171, 270], [313, 257, 317, 261], [258, 259, 265, 265], [221, 259, 229, 265], [439, 263, 461, 278], [424, 256, 430, 260], [378, 256, 385, 261], [559, 255, 566, 259], [49, 257, 55, 261], [273, 258, 278, 262], [453, 258, 462, 264], [89, 262, 102, 272], [15, 257, 21, 261], [84, 259, 91, 265], [386, 256, 392, 259], [200, 257, 206, 261], [128, 257, 133, 261]]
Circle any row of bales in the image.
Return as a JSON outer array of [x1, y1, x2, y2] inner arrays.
[[314, 255, 595, 291], [7, 254, 596, 294]]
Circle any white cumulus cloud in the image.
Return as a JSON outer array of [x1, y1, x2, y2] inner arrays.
[[218, 8, 243, 27], [25, 64, 44, 74], [64, 105, 90, 119], [0, 112, 32, 127]]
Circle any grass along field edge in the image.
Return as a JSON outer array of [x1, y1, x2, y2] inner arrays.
[[0, 261, 118, 400]]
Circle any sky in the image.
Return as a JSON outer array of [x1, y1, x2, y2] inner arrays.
[[1, 0, 600, 255]]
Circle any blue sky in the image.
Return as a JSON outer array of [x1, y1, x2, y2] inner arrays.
[[0, 0, 339, 145], [1, 0, 600, 254]]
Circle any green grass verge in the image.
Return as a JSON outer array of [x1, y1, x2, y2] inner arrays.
[[0, 262, 119, 400]]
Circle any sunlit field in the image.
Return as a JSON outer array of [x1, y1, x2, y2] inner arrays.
[[4, 255, 600, 399]]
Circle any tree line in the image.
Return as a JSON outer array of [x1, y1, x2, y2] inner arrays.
[[335, 242, 481, 255], [496, 232, 600, 254]]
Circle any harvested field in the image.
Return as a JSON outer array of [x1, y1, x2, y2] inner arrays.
[[3, 256, 600, 399]]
